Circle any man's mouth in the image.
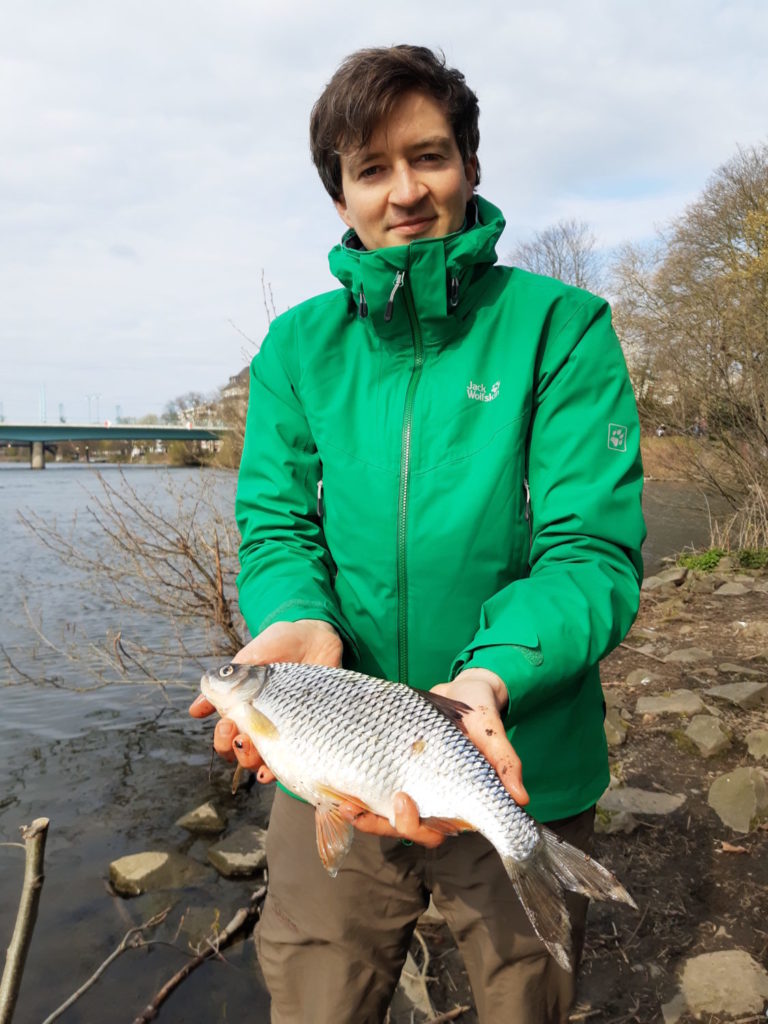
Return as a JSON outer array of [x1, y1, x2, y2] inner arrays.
[[388, 215, 437, 234]]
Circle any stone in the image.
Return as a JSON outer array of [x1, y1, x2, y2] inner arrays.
[[109, 851, 211, 897], [660, 991, 687, 1024], [594, 808, 638, 834], [636, 690, 705, 716], [746, 729, 768, 760], [390, 951, 434, 1022], [704, 681, 768, 709], [739, 619, 768, 640], [604, 708, 628, 746], [715, 581, 750, 596], [207, 825, 268, 877], [598, 787, 686, 816], [717, 555, 737, 571], [684, 715, 731, 757], [680, 949, 768, 1015], [718, 662, 764, 676], [657, 566, 688, 585], [663, 647, 712, 664], [707, 766, 768, 832], [625, 668, 657, 687], [603, 687, 625, 708], [685, 575, 716, 594], [733, 573, 756, 584], [753, 580, 768, 594], [641, 575, 666, 591], [176, 801, 227, 835]]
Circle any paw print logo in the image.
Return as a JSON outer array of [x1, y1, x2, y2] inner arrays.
[[608, 423, 628, 452]]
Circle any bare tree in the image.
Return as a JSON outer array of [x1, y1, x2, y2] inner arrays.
[[611, 142, 768, 547], [508, 218, 602, 292]]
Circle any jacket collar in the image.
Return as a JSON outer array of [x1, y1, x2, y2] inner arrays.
[[327, 196, 505, 346]]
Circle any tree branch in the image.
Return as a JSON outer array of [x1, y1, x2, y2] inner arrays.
[[0, 818, 50, 1024]]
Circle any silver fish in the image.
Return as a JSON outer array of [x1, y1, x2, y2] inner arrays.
[[200, 661, 636, 970]]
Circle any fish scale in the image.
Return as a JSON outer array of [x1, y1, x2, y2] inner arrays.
[[200, 660, 637, 971]]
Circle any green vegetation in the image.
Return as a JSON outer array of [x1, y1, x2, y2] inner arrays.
[[677, 548, 768, 572]]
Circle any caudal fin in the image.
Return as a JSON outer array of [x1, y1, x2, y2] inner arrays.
[[501, 827, 637, 972]]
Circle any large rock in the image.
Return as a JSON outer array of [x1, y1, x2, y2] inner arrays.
[[684, 716, 731, 757], [680, 950, 768, 1015], [657, 566, 688, 586], [636, 690, 705, 716], [707, 766, 768, 832], [176, 801, 227, 835], [704, 681, 768, 709], [625, 668, 658, 687], [715, 581, 750, 596], [598, 787, 686, 816], [109, 851, 211, 897], [594, 808, 639, 834], [718, 662, 764, 677], [746, 729, 768, 760], [604, 708, 628, 746], [663, 647, 712, 664], [207, 825, 268, 877]]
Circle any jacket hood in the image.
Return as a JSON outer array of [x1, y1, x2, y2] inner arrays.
[[327, 195, 506, 346]]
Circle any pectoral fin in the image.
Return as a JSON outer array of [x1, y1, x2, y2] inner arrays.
[[242, 704, 279, 740]]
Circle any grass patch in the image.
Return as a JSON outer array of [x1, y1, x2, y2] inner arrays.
[[677, 547, 768, 572]]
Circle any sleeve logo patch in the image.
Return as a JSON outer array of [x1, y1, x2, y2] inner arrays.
[[608, 423, 628, 452]]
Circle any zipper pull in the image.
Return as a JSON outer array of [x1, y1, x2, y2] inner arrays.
[[358, 288, 368, 319], [384, 271, 405, 322], [524, 478, 531, 521], [449, 275, 460, 308], [316, 479, 324, 517]]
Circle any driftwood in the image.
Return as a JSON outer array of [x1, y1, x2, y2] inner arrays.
[[131, 885, 267, 1023], [0, 817, 50, 1024]]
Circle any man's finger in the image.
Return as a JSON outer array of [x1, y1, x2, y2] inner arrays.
[[213, 718, 238, 761], [232, 733, 264, 770], [189, 695, 216, 718], [472, 721, 529, 805]]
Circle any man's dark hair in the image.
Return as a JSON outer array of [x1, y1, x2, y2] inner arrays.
[[309, 45, 481, 200]]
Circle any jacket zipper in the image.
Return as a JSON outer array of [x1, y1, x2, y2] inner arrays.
[[397, 274, 423, 685]]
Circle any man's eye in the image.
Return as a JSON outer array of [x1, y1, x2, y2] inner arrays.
[[360, 166, 380, 179], [418, 153, 442, 163]]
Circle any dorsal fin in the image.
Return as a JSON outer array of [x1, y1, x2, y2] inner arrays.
[[420, 691, 472, 735]]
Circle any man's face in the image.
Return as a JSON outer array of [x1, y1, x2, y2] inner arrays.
[[334, 91, 477, 251]]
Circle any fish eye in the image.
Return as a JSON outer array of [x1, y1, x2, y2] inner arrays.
[[219, 665, 235, 677]]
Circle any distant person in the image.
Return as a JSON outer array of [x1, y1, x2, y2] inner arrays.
[[191, 45, 645, 1024]]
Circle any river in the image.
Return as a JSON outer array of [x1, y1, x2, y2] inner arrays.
[[0, 464, 727, 1022]]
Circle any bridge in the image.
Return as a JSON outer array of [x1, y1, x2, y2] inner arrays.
[[0, 423, 230, 469]]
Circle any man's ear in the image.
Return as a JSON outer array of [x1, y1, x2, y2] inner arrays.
[[465, 155, 478, 192], [334, 195, 354, 231]]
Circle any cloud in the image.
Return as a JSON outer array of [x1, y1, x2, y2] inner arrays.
[[1, 0, 767, 420]]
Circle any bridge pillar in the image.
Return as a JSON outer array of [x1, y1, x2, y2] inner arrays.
[[30, 441, 46, 470]]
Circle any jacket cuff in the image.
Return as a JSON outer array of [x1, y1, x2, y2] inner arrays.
[[256, 599, 360, 663], [451, 641, 543, 728]]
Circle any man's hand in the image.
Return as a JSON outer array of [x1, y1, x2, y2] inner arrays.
[[189, 619, 343, 782], [339, 667, 528, 847]]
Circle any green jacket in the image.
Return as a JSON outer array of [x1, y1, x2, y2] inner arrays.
[[236, 197, 645, 822]]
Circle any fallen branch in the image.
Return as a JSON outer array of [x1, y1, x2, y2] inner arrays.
[[131, 886, 267, 1024], [41, 908, 170, 1024], [0, 818, 50, 1024], [425, 1006, 472, 1023]]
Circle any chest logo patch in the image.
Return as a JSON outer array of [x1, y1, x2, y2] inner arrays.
[[608, 423, 628, 452], [467, 380, 500, 403]]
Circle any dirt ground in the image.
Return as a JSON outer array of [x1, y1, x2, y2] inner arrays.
[[401, 575, 768, 1023]]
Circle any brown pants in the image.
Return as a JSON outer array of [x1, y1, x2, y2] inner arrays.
[[256, 789, 594, 1024]]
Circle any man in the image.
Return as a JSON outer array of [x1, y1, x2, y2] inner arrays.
[[191, 45, 644, 1023]]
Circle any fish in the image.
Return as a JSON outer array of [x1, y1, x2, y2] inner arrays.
[[200, 660, 636, 970]]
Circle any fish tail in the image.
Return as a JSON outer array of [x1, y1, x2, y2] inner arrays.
[[501, 826, 637, 973]]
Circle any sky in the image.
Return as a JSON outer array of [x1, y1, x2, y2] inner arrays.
[[1, 0, 767, 424]]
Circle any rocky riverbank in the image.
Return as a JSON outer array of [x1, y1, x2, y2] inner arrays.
[[105, 558, 768, 1023]]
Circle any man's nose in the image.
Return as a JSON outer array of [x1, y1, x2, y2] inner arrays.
[[390, 164, 427, 206]]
